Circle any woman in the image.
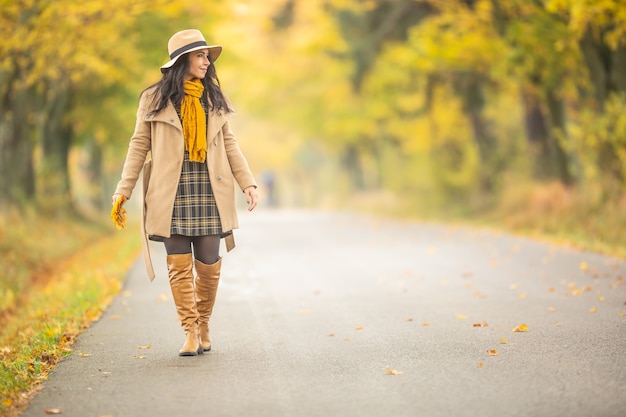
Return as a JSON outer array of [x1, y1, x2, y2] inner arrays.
[[112, 29, 258, 357]]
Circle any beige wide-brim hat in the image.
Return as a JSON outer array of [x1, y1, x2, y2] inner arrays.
[[160, 29, 222, 73]]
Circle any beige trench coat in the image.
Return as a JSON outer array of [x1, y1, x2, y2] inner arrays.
[[114, 86, 257, 280]]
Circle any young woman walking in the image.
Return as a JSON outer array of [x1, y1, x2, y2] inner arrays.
[[112, 29, 258, 356]]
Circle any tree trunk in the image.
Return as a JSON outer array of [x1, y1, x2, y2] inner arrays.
[[38, 88, 73, 213], [520, 86, 552, 179], [342, 144, 365, 190], [0, 76, 36, 206], [455, 73, 498, 192], [545, 90, 573, 185]]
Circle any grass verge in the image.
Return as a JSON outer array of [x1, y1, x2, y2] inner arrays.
[[0, 213, 140, 417], [347, 182, 626, 259]]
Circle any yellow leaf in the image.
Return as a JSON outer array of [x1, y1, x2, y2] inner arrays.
[[579, 261, 588, 271], [134, 355, 146, 359], [422, 322, 431, 327], [487, 349, 499, 356], [354, 326, 364, 331], [512, 323, 528, 332], [510, 284, 519, 290], [45, 409, 62, 415], [327, 333, 335, 337], [548, 287, 555, 292], [619, 312, 625, 317], [477, 362, 484, 368], [597, 296, 605, 301], [2, 399, 13, 407], [78, 353, 91, 357], [519, 293, 527, 299], [499, 338, 508, 344], [137, 345, 151, 349], [110, 195, 127, 229], [589, 307, 597, 313], [109, 315, 121, 320], [384, 367, 404, 375], [457, 314, 468, 320]]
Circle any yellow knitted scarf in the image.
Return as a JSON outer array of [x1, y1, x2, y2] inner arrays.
[[181, 79, 207, 162]]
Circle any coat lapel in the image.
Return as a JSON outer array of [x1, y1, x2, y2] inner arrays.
[[147, 100, 182, 132], [207, 108, 227, 142]]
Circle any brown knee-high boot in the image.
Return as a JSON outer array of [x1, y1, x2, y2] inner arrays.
[[167, 253, 203, 356], [194, 257, 221, 352]]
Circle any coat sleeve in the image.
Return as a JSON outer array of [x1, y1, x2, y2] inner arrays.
[[114, 93, 152, 199], [222, 120, 257, 192]]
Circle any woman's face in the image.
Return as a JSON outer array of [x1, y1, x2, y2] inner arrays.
[[185, 49, 211, 81]]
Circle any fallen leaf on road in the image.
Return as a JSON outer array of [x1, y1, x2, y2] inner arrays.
[[548, 287, 555, 293], [477, 362, 484, 368], [589, 307, 597, 313], [579, 261, 588, 271], [384, 368, 404, 375], [354, 326, 364, 331], [548, 307, 556, 312], [473, 322, 489, 327], [487, 350, 499, 356], [518, 293, 527, 299], [78, 353, 91, 357], [405, 317, 413, 322], [512, 324, 528, 332], [109, 315, 121, 320], [619, 312, 625, 317], [155, 294, 168, 302], [44, 409, 62, 415], [457, 314, 468, 320], [422, 322, 431, 326], [499, 338, 508, 344], [134, 355, 146, 359], [597, 296, 605, 302], [137, 345, 151, 349], [327, 333, 335, 337], [510, 284, 519, 290]]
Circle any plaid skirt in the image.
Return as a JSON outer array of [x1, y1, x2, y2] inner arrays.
[[169, 149, 222, 236]]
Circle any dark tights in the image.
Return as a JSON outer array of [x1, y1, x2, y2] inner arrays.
[[163, 234, 220, 265]]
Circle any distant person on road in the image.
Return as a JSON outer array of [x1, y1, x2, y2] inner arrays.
[[112, 29, 258, 356]]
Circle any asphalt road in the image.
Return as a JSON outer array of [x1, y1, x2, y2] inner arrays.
[[22, 210, 626, 417]]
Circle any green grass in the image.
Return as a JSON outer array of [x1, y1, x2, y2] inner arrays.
[[0, 212, 141, 417]]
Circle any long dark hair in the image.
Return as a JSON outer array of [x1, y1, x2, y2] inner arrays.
[[146, 52, 232, 116]]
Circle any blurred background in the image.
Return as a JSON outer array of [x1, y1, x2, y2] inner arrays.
[[1, 0, 625, 241]]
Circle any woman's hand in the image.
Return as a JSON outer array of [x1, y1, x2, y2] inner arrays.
[[112, 193, 125, 205], [244, 186, 258, 211]]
